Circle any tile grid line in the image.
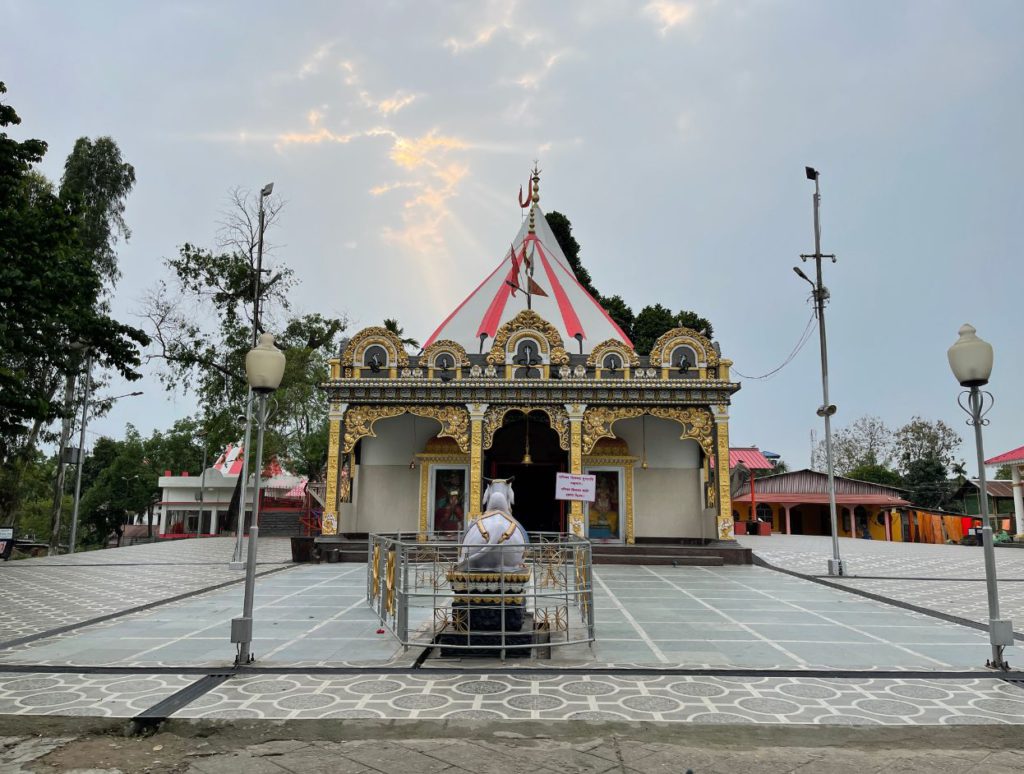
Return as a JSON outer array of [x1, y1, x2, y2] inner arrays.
[[592, 570, 669, 664]]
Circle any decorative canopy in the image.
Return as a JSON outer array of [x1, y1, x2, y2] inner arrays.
[[985, 445, 1024, 467], [424, 170, 631, 354]]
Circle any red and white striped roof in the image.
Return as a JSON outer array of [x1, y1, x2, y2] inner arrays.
[[213, 442, 245, 476], [424, 204, 632, 353]]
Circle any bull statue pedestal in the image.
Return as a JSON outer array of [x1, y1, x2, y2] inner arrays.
[[438, 479, 537, 657]]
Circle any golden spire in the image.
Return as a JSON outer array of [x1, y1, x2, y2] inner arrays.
[[527, 162, 541, 234]]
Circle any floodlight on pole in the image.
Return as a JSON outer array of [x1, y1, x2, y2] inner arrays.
[[797, 166, 845, 577], [948, 323, 1012, 671], [231, 334, 285, 666], [231, 182, 276, 568]]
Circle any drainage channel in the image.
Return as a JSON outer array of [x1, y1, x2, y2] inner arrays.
[[130, 672, 233, 733]]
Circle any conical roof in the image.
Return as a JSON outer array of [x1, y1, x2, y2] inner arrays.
[[424, 202, 632, 354]]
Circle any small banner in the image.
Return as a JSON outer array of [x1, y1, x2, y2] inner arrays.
[[555, 472, 597, 502]]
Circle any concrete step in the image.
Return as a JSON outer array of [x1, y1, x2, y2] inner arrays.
[[593, 554, 724, 566]]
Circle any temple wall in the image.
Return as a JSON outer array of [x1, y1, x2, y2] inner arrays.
[[351, 414, 440, 533]]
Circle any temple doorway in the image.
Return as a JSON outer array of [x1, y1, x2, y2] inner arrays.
[[484, 410, 567, 533]]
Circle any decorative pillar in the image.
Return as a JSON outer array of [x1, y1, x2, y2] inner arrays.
[[1012, 466, 1024, 536], [712, 404, 733, 540], [784, 504, 792, 535], [321, 401, 347, 536], [565, 403, 587, 537], [884, 510, 892, 541], [467, 403, 488, 517]]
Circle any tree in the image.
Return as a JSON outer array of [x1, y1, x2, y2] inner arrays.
[[598, 294, 635, 343], [846, 463, 903, 488], [632, 304, 676, 354], [674, 310, 713, 339], [143, 190, 346, 483], [545, 211, 598, 298], [995, 465, 1012, 480], [383, 318, 419, 351], [812, 416, 894, 475], [893, 417, 962, 475], [0, 83, 148, 523]]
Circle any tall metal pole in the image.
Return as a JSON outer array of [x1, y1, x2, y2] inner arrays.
[[68, 352, 94, 554], [967, 386, 1010, 670], [49, 371, 77, 555], [198, 434, 208, 536], [234, 393, 267, 665], [802, 170, 844, 576], [231, 186, 270, 567]]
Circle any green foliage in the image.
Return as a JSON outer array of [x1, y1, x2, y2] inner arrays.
[[59, 136, 136, 286], [598, 294, 635, 343], [893, 417, 962, 476], [383, 318, 419, 350], [543, 210, 713, 353], [995, 465, 1012, 480], [545, 211, 597, 298], [0, 83, 148, 493], [846, 463, 903, 488], [144, 190, 345, 481]]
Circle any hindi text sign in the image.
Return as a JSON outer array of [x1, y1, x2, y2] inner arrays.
[[555, 472, 596, 502]]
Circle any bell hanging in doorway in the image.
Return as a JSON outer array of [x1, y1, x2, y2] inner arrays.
[[521, 413, 533, 465]]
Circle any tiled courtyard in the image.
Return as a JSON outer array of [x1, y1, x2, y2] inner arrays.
[[0, 535, 1022, 725]]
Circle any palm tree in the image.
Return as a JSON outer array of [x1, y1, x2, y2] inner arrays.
[[383, 318, 419, 351]]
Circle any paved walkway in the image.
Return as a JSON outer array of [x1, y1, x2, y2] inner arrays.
[[1, 536, 1022, 727], [0, 538, 293, 644], [739, 534, 1024, 634]]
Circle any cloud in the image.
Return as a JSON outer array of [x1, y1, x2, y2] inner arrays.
[[444, 25, 499, 54], [513, 52, 569, 90], [298, 42, 334, 78], [361, 90, 417, 116], [443, 0, 545, 54], [643, 1, 696, 35]]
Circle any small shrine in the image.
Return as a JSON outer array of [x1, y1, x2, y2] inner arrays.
[[321, 168, 741, 543]]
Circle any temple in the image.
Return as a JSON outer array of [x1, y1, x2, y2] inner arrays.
[[321, 168, 741, 544]]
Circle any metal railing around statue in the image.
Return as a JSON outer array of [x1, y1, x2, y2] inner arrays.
[[367, 532, 595, 658]]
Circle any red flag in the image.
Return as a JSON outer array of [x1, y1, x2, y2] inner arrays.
[[527, 276, 548, 297], [507, 243, 521, 296]]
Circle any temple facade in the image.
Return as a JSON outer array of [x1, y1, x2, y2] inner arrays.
[[321, 171, 741, 543]]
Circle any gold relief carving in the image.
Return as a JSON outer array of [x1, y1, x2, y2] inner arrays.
[[322, 418, 341, 535], [385, 548, 397, 615], [569, 419, 585, 537], [581, 406, 714, 457], [371, 545, 381, 600], [418, 461, 430, 534], [469, 417, 483, 517], [343, 326, 410, 368], [586, 338, 640, 368], [421, 339, 470, 368], [625, 462, 635, 544], [408, 406, 470, 453], [648, 327, 720, 368], [342, 405, 405, 453], [582, 407, 644, 455], [342, 405, 470, 454], [715, 413, 733, 540], [481, 405, 570, 452], [486, 309, 570, 366]]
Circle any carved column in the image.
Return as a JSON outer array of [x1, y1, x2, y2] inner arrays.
[[322, 401, 347, 536], [713, 404, 733, 540], [565, 403, 587, 537], [467, 403, 488, 517]]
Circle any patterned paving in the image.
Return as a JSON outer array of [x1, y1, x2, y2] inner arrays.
[[739, 535, 1024, 634], [169, 672, 1024, 724], [0, 537, 294, 643], [0, 672, 196, 717]]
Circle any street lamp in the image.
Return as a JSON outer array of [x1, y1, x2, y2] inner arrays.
[[948, 323, 1013, 670], [797, 166, 845, 577], [68, 349, 94, 554], [231, 333, 285, 665], [232, 181, 276, 568], [196, 429, 209, 537]]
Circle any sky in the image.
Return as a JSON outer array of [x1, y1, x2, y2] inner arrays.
[[3, 0, 1023, 471]]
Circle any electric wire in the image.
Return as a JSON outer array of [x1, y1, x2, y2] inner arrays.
[[732, 309, 817, 381]]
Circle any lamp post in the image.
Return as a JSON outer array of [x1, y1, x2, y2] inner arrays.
[[796, 166, 844, 576], [68, 350, 94, 554], [948, 323, 1013, 670], [232, 182, 275, 568], [231, 333, 285, 665], [197, 429, 209, 536]]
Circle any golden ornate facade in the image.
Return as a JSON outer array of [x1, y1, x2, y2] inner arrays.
[[322, 320, 740, 544]]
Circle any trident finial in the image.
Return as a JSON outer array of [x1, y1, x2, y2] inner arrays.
[[527, 161, 541, 234]]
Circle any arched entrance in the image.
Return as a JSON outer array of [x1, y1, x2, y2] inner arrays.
[[484, 410, 567, 532]]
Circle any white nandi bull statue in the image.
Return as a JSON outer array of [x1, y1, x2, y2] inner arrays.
[[457, 478, 529, 572]]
